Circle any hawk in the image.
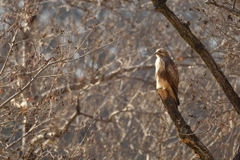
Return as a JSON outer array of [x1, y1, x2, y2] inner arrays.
[[155, 48, 180, 106]]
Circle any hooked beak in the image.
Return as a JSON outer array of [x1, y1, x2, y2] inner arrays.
[[155, 52, 160, 57]]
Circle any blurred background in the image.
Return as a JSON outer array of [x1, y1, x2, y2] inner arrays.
[[0, 0, 239, 159]]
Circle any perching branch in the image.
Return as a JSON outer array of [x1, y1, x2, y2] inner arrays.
[[152, 1, 240, 114], [157, 89, 214, 160]]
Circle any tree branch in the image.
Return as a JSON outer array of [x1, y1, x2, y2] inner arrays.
[[0, 29, 19, 75], [23, 102, 81, 159], [233, 146, 240, 160], [153, 1, 240, 114], [39, 65, 154, 99], [206, 0, 240, 16], [0, 59, 65, 109], [157, 89, 214, 160]]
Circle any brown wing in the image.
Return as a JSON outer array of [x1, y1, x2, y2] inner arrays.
[[165, 59, 179, 105]]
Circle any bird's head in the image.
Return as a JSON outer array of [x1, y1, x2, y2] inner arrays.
[[155, 48, 169, 58]]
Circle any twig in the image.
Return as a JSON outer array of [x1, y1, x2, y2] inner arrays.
[[38, 65, 154, 100], [206, 0, 240, 16], [155, 2, 240, 114], [6, 118, 53, 149], [0, 29, 19, 75], [0, 59, 65, 109], [233, 0, 237, 10], [23, 103, 81, 158]]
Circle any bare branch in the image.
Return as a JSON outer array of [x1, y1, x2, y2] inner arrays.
[[157, 89, 214, 160], [233, 146, 240, 160], [154, 2, 240, 114], [39, 65, 154, 99], [0, 29, 19, 75], [23, 103, 80, 158], [206, 0, 240, 16], [0, 59, 63, 109]]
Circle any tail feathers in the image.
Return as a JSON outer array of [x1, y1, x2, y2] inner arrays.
[[167, 86, 179, 106]]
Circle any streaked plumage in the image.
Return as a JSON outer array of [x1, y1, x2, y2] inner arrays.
[[155, 48, 180, 106]]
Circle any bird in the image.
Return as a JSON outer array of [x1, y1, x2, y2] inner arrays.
[[155, 48, 180, 106]]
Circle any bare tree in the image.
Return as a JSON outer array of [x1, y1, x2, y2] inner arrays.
[[0, 0, 239, 159]]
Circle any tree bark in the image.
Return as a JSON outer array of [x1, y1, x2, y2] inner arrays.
[[157, 89, 214, 160], [151, 0, 240, 114], [233, 146, 240, 160]]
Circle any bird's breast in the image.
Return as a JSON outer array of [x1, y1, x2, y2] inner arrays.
[[155, 58, 168, 89], [155, 58, 164, 71]]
